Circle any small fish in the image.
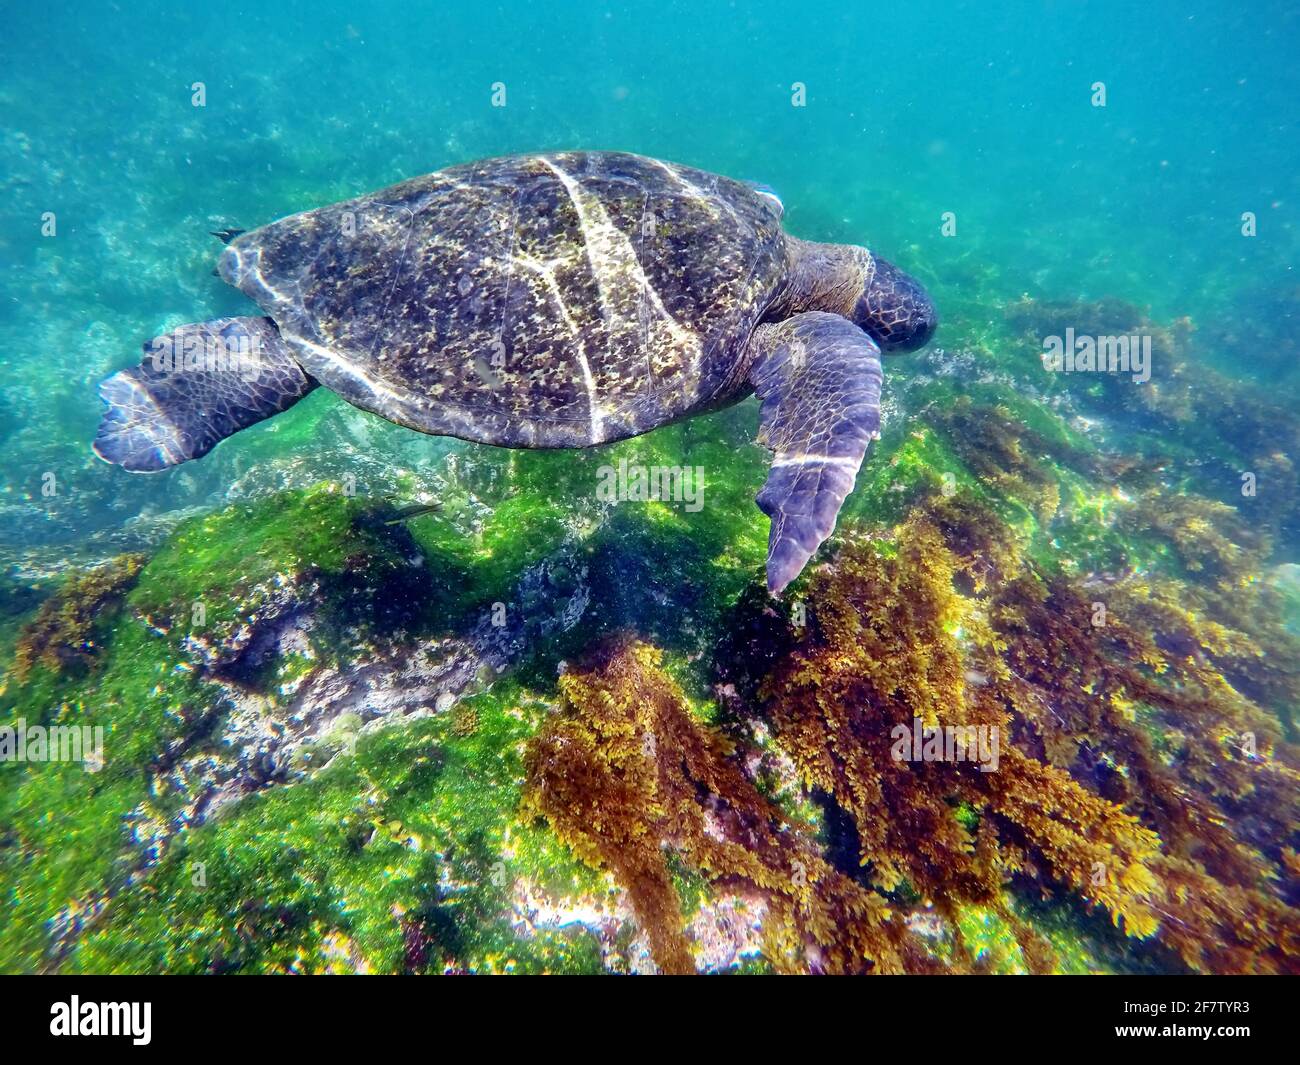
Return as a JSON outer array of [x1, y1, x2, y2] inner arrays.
[[382, 500, 442, 525]]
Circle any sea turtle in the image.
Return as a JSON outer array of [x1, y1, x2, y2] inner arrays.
[[94, 151, 936, 593]]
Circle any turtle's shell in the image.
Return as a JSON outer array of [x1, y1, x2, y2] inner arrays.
[[219, 151, 787, 447]]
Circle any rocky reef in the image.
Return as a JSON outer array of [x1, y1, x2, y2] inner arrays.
[[1, 291, 1297, 974]]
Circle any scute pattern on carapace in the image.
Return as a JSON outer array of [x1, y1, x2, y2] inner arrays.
[[220, 152, 786, 447]]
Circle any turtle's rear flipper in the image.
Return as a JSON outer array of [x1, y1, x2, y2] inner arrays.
[[747, 312, 883, 595], [93, 316, 317, 472]]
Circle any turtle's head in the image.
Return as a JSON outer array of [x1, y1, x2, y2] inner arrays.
[[851, 252, 937, 353], [742, 180, 785, 220]]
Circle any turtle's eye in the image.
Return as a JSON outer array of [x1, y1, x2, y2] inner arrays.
[[744, 181, 784, 218]]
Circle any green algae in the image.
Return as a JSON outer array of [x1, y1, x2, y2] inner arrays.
[[67, 682, 608, 974], [404, 491, 572, 626], [129, 484, 421, 643], [0, 484, 434, 971], [0, 618, 228, 971]]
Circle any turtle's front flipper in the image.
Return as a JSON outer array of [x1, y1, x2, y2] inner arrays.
[[747, 311, 883, 595], [93, 316, 316, 472]]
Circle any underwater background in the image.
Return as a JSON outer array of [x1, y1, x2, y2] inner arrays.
[[1, 0, 1298, 973]]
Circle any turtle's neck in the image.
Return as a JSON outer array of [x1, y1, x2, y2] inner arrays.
[[766, 237, 872, 321]]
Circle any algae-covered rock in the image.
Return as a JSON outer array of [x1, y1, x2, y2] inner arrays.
[[128, 485, 429, 680], [12, 553, 145, 680]]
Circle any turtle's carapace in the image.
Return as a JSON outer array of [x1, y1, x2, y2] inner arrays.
[[93, 151, 937, 595]]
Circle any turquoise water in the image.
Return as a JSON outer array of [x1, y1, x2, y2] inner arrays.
[[1, 1, 1298, 974]]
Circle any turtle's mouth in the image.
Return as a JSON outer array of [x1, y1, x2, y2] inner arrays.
[[893, 293, 938, 352], [742, 180, 785, 218], [853, 257, 937, 353]]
